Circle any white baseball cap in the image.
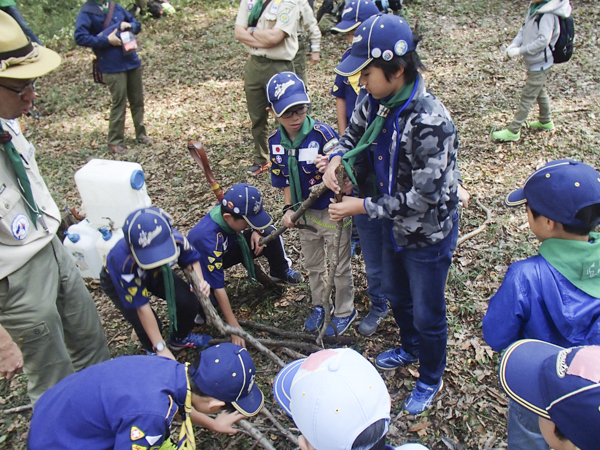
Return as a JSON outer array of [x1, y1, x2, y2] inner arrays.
[[273, 348, 391, 450]]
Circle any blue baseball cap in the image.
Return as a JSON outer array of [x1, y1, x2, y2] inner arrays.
[[335, 13, 415, 77], [331, 0, 380, 34], [505, 159, 600, 228], [191, 343, 264, 417], [124, 207, 178, 269], [499, 340, 600, 450], [266, 72, 310, 117], [221, 183, 272, 230]]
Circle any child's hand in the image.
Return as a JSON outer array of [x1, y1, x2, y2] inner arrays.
[[120, 21, 132, 31], [108, 29, 122, 46], [282, 209, 297, 228], [457, 184, 470, 208], [231, 330, 246, 348], [342, 177, 354, 195], [250, 231, 264, 256], [507, 46, 520, 58], [198, 279, 210, 298], [323, 155, 343, 193], [310, 52, 320, 65], [315, 154, 329, 173], [211, 411, 244, 434], [328, 196, 366, 221]]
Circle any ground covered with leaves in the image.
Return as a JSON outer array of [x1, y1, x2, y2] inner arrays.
[[1, 0, 600, 448]]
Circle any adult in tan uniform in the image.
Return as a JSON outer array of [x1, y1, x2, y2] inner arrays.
[[0, 12, 110, 405], [235, 0, 302, 175]]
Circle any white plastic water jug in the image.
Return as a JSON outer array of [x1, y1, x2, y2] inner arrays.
[[96, 226, 124, 267], [74, 159, 152, 229], [63, 220, 104, 279]]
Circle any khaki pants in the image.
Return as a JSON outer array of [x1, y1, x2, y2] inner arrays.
[[0, 237, 110, 404], [299, 209, 354, 317], [103, 66, 147, 146], [508, 67, 552, 134], [244, 56, 294, 165]]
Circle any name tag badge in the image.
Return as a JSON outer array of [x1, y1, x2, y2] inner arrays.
[[269, 0, 281, 15], [298, 147, 319, 164]]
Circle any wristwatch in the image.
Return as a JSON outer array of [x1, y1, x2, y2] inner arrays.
[[154, 341, 166, 352]]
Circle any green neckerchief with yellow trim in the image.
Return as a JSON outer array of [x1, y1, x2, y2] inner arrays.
[[160, 264, 177, 332], [279, 115, 315, 211], [176, 363, 196, 449], [341, 81, 415, 184], [538, 232, 600, 297], [209, 206, 256, 280]]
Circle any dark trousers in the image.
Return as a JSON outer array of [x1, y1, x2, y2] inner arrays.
[[100, 269, 204, 351]]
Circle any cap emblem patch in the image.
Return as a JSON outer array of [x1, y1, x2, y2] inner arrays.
[[138, 226, 162, 248]]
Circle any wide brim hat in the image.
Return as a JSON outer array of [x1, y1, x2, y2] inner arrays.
[[335, 13, 415, 77], [331, 0, 380, 34], [0, 11, 61, 79]]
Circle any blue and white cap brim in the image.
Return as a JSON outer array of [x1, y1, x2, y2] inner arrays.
[[132, 235, 178, 269], [233, 383, 265, 417], [335, 54, 373, 77], [331, 20, 360, 33], [271, 93, 310, 117], [273, 358, 305, 418], [243, 209, 272, 230], [505, 187, 527, 208]]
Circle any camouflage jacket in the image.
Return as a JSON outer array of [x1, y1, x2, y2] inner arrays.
[[334, 74, 460, 249]]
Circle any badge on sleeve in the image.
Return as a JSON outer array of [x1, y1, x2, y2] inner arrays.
[[130, 426, 145, 440], [272, 145, 285, 155], [132, 445, 147, 450], [11, 214, 30, 240], [146, 435, 162, 446]]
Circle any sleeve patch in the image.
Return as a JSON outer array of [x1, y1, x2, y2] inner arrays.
[[130, 426, 145, 440], [128, 287, 138, 296]]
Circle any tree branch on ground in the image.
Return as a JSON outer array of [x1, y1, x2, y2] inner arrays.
[[238, 419, 277, 450], [260, 406, 299, 446], [457, 198, 493, 247], [238, 320, 357, 345]]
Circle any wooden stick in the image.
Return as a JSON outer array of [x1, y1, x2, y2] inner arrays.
[[259, 182, 329, 247], [238, 320, 357, 345], [261, 406, 299, 446], [238, 419, 277, 450], [208, 337, 321, 353], [185, 269, 286, 368], [1, 404, 32, 414], [457, 198, 492, 247], [279, 347, 307, 360]]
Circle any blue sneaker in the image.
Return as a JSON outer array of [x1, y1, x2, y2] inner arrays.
[[375, 347, 418, 370], [145, 349, 156, 356], [169, 333, 212, 351], [271, 268, 304, 284], [325, 309, 357, 336], [357, 306, 387, 336], [403, 379, 444, 416], [304, 306, 325, 332]]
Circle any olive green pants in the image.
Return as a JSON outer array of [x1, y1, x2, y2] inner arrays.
[[103, 66, 147, 146], [0, 237, 110, 405], [293, 35, 308, 87], [244, 56, 294, 165], [508, 67, 552, 134]]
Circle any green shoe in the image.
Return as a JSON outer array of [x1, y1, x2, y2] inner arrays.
[[529, 120, 555, 131], [492, 129, 520, 142]]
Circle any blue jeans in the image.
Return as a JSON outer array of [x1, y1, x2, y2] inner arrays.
[[381, 214, 459, 385], [1, 6, 42, 45], [354, 214, 387, 312], [507, 400, 548, 450]]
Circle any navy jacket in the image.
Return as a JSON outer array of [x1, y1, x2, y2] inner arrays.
[[74, 0, 141, 73]]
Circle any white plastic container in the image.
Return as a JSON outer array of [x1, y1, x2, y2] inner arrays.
[[74, 159, 152, 229], [63, 220, 104, 279], [96, 226, 124, 267]]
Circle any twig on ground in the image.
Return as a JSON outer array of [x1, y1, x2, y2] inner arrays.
[[208, 338, 321, 353], [1, 404, 32, 414], [457, 198, 493, 247], [106, 330, 125, 346], [279, 347, 307, 360], [239, 320, 357, 345], [259, 183, 329, 247], [238, 419, 277, 450], [261, 406, 299, 446], [185, 269, 286, 368]]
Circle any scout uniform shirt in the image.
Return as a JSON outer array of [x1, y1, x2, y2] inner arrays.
[[28, 356, 188, 449], [187, 214, 238, 290], [331, 47, 362, 123], [104, 230, 200, 309], [269, 120, 339, 210], [235, 0, 301, 61], [0, 118, 61, 279]]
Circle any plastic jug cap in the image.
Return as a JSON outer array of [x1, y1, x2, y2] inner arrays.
[[66, 232, 80, 243], [99, 227, 113, 241], [130, 170, 145, 190]]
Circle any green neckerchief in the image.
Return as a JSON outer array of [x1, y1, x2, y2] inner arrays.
[[538, 232, 600, 297], [160, 264, 178, 333], [248, 0, 264, 26], [1, 122, 39, 229], [280, 115, 315, 210], [209, 206, 256, 280], [93, 0, 109, 13], [529, 0, 550, 15], [341, 80, 415, 184]]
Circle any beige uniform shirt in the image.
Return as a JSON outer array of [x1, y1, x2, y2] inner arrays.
[[0, 118, 60, 279], [236, 0, 301, 61], [299, 0, 320, 53]]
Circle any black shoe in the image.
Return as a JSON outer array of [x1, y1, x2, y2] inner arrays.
[[247, 162, 271, 175]]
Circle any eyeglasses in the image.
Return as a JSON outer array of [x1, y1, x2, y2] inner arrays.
[[0, 78, 37, 97], [280, 105, 309, 119]]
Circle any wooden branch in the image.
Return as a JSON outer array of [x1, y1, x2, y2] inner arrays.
[[1, 404, 32, 414], [457, 198, 493, 247], [261, 406, 299, 446], [259, 182, 329, 247], [208, 337, 321, 353], [238, 419, 277, 450], [316, 164, 346, 345], [238, 320, 357, 345], [185, 269, 286, 368], [279, 347, 307, 360]]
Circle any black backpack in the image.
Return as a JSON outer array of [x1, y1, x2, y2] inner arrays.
[[535, 13, 574, 64]]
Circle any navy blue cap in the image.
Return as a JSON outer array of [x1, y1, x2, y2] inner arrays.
[[505, 159, 600, 228], [123, 207, 178, 269], [331, 0, 380, 34], [499, 340, 600, 450], [191, 343, 264, 417], [222, 183, 272, 230], [266, 72, 310, 117], [335, 13, 415, 77]]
